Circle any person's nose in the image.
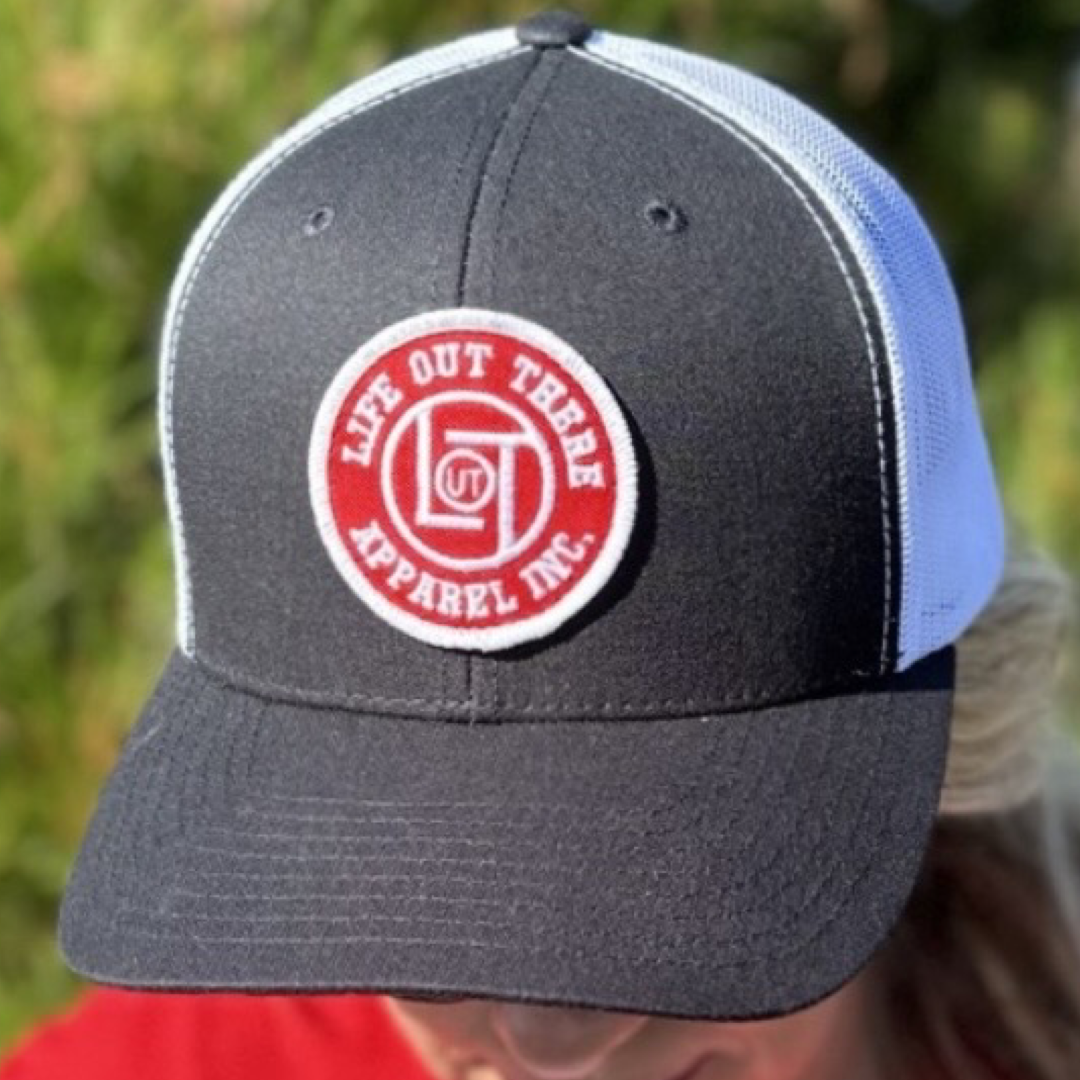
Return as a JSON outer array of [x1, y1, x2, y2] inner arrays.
[[489, 1001, 648, 1080]]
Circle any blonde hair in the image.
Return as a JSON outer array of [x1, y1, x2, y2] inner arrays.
[[869, 525, 1080, 1080]]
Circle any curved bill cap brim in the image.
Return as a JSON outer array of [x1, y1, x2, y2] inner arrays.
[[59, 646, 952, 1020]]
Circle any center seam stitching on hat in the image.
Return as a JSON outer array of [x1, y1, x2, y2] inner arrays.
[[422, 62, 542, 710], [572, 47, 896, 676], [452, 52, 546, 717], [456, 54, 544, 303], [160, 47, 525, 659], [458, 50, 567, 717], [484, 51, 565, 301]]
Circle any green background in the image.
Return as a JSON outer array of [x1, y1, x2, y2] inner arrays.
[[2, 0, 1079, 1051]]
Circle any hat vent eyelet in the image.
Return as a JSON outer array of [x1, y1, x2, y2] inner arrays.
[[644, 198, 688, 234], [303, 205, 335, 237]]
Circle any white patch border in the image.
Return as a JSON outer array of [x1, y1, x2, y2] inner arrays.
[[308, 308, 639, 652]]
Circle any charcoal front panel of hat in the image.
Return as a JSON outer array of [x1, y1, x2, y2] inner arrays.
[[58, 16, 999, 1020], [159, 39, 900, 715]]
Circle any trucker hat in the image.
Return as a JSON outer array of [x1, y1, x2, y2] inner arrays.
[[59, 8, 1006, 1020]]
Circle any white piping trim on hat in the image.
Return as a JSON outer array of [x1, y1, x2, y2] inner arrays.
[[159, 29, 525, 656]]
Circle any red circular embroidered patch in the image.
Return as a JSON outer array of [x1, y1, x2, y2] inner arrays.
[[309, 309, 638, 651]]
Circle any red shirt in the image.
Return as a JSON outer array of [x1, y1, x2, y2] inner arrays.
[[0, 989, 437, 1080]]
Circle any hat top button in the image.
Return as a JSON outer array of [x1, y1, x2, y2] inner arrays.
[[515, 8, 594, 48]]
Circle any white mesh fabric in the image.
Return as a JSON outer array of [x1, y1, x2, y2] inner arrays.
[[160, 29, 525, 652], [578, 30, 1005, 670]]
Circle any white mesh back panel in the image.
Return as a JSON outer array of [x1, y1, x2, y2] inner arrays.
[[579, 30, 1005, 670], [160, 29, 525, 652]]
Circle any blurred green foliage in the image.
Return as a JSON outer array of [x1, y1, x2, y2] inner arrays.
[[1, 0, 1078, 1052]]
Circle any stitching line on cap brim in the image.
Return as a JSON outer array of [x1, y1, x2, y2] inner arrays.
[[571, 45, 895, 675], [485, 51, 566, 300], [159, 44, 528, 658], [112, 755, 894, 969], [174, 682, 813, 910], [107, 684, 898, 971]]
